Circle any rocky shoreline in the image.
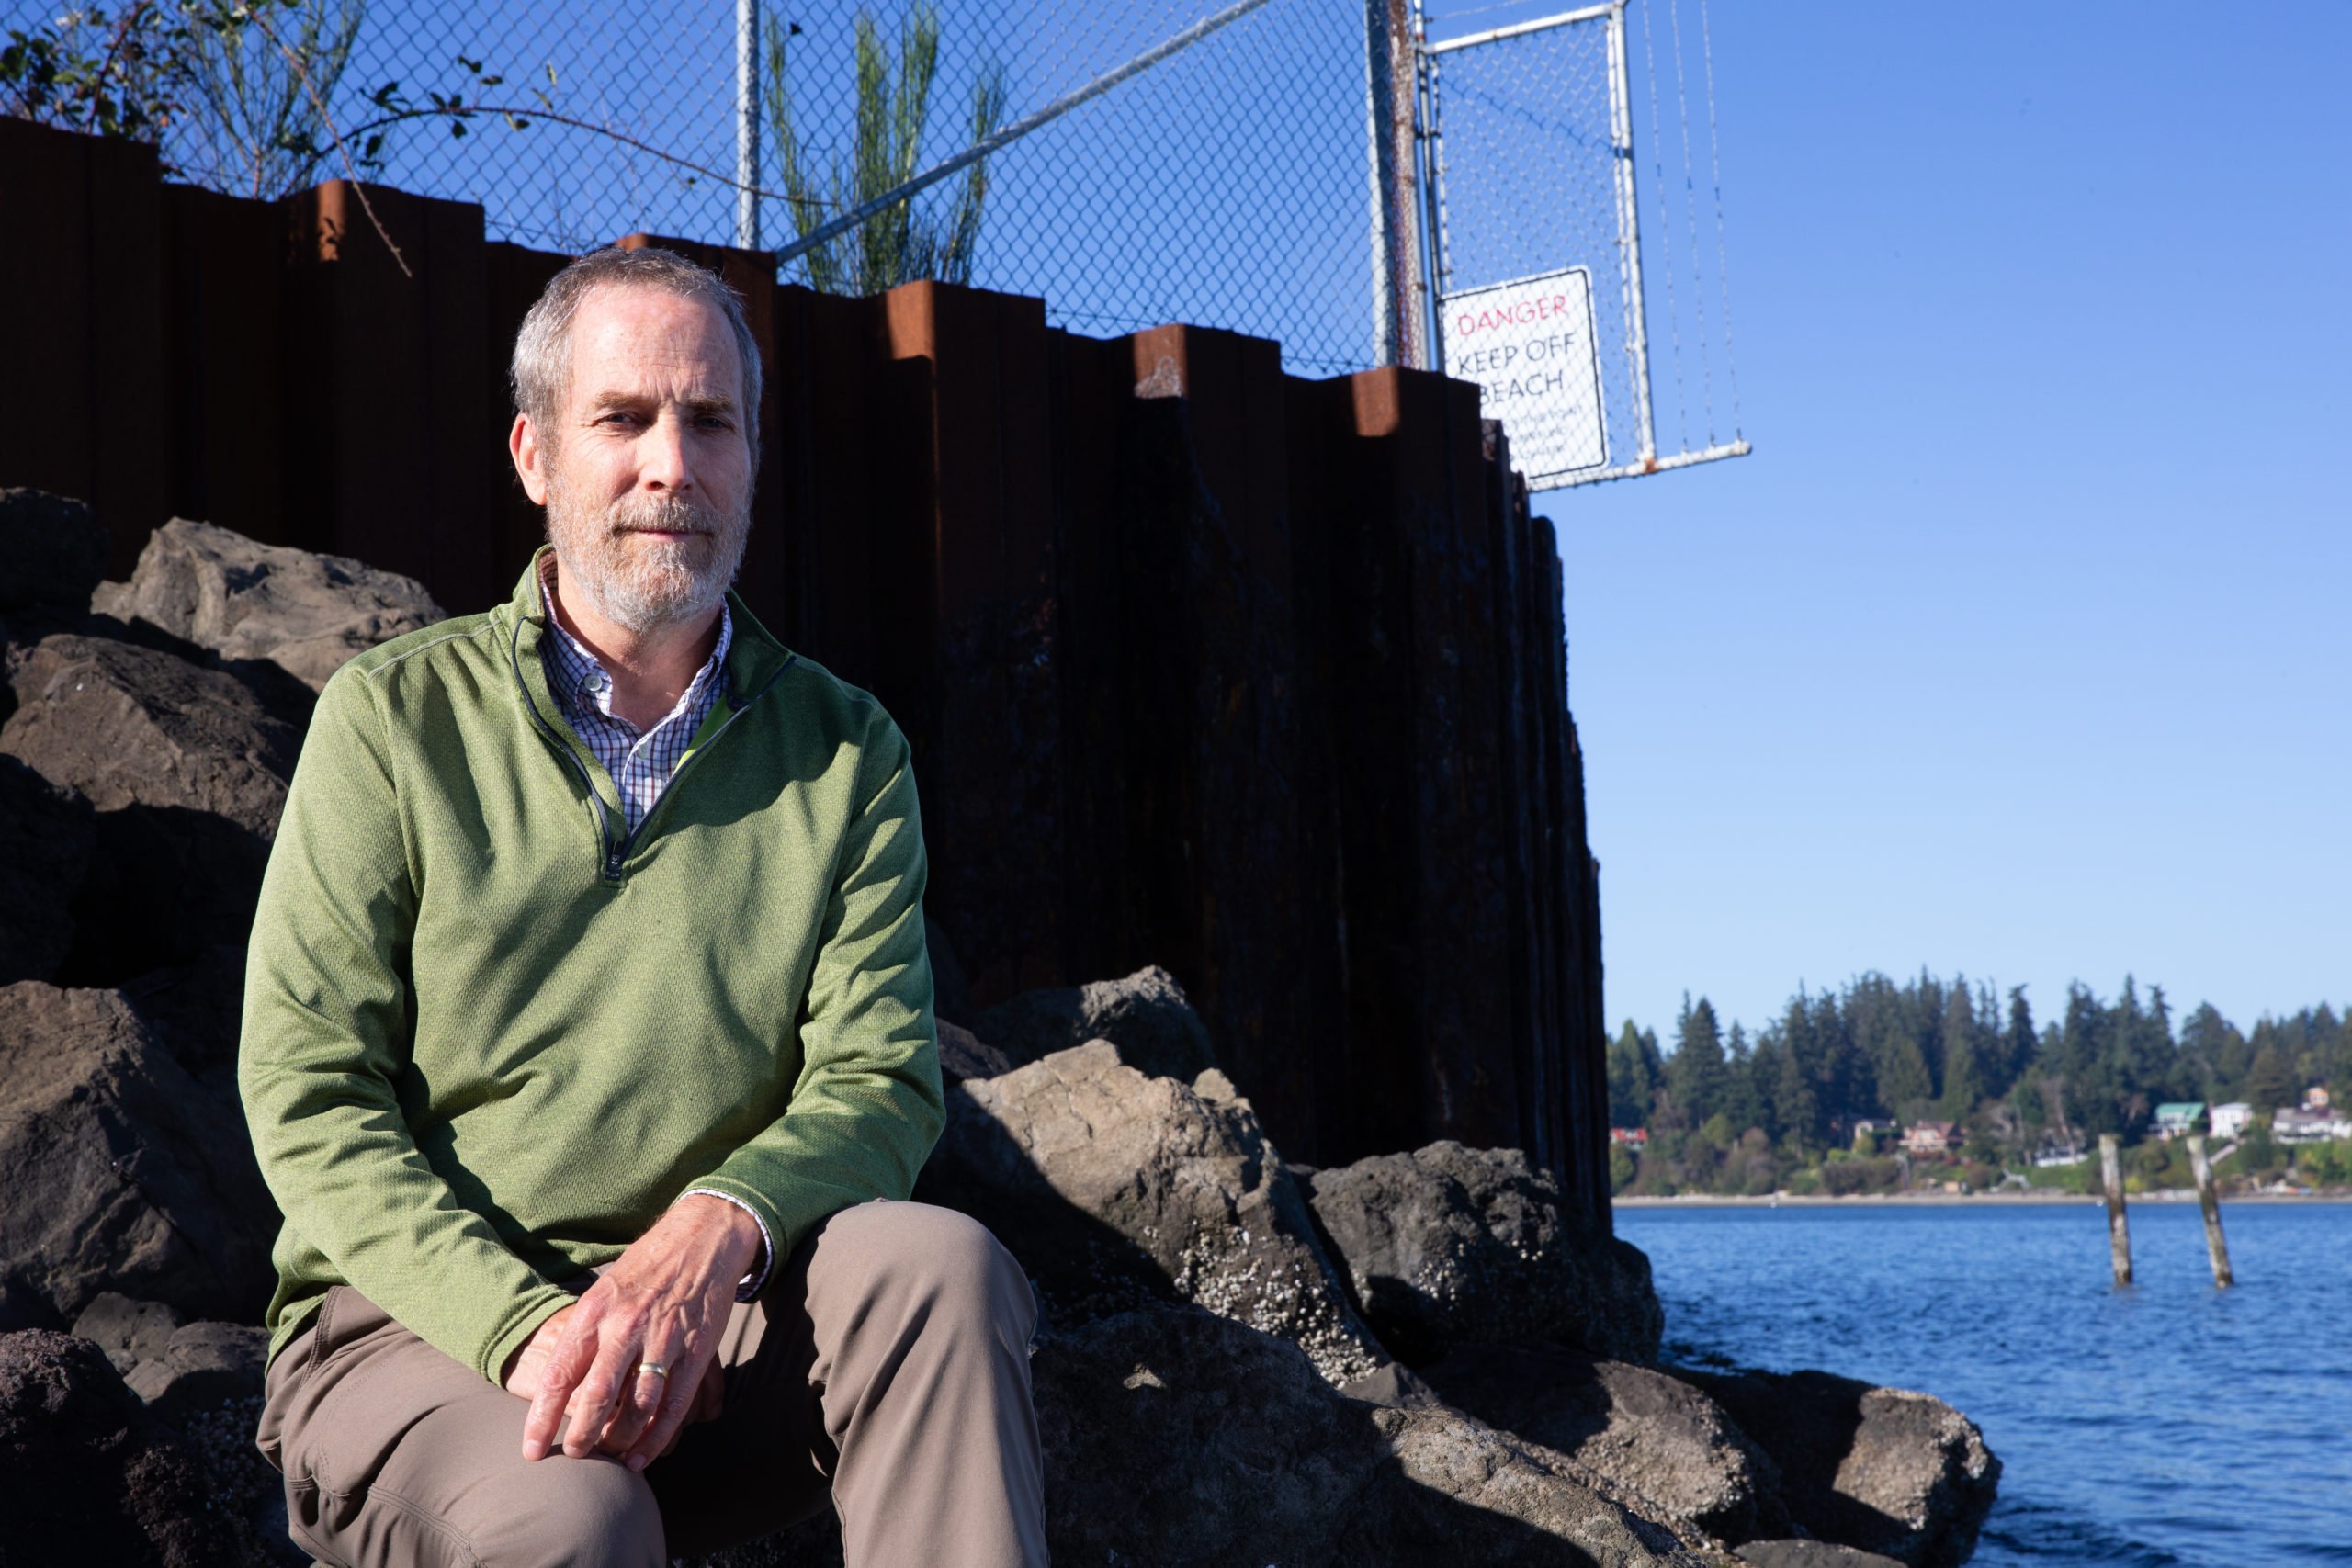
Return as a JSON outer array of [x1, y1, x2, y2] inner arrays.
[[0, 489, 2001, 1566]]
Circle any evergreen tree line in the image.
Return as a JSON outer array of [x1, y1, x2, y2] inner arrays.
[[1608, 972, 2351, 1153]]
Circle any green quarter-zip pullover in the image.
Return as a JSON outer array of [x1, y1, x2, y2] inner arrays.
[[239, 547, 944, 1382]]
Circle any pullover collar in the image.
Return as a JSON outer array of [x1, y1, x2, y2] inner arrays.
[[500, 545, 797, 725]]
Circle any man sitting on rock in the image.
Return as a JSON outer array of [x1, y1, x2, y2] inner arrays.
[[239, 243, 1045, 1567]]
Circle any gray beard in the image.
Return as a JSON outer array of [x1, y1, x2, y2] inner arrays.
[[545, 483, 749, 637]]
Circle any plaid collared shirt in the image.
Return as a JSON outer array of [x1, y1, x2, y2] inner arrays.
[[537, 559, 773, 1298], [537, 558, 733, 834]]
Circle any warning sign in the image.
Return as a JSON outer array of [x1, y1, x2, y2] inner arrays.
[[1439, 266, 1608, 483]]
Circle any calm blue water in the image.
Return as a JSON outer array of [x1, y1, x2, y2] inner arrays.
[[1617, 1202, 2352, 1568]]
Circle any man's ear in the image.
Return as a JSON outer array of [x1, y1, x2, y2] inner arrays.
[[511, 412, 550, 505]]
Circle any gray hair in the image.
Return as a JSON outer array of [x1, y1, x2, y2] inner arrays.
[[510, 244, 763, 468]]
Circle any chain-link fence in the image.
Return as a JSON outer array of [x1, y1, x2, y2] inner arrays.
[[0, 0, 1386, 373], [334, 1, 752, 260], [766, 0, 1379, 371], [5, 0, 1742, 437]]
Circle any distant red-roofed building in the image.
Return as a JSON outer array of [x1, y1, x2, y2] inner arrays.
[[1902, 1121, 1962, 1156]]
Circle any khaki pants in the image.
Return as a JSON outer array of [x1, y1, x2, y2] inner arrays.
[[256, 1201, 1046, 1567]]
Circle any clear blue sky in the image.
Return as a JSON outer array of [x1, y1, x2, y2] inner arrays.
[[1538, 2, 2350, 1044]]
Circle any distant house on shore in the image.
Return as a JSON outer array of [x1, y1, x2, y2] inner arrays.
[[2210, 1102, 2254, 1140], [2033, 1143, 2085, 1168], [2154, 1102, 2205, 1140], [1610, 1127, 1648, 1148], [1849, 1119, 1894, 1149], [2274, 1106, 2352, 1145], [1902, 1122, 1962, 1156], [2303, 1086, 2333, 1111]]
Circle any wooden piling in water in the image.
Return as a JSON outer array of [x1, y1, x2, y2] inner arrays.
[[2099, 1134, 2132, 1286], [2186, 1134, 2234, 1287]]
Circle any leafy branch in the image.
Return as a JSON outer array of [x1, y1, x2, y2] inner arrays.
[[345, 62, 846, 213], [238, 0, 407, 274], [4, 0, 910, 274], [3, 2, 189, 146], [3, 0, 369, 190], [176, 0, 363, 198]]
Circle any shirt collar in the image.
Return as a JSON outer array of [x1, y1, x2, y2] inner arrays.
[[535, 553, 733, 728]]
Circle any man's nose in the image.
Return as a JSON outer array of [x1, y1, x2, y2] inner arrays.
[[637, 413, 694, 492]]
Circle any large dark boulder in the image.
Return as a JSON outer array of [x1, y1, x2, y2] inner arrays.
[[73, 1295, 267, 1427], [0, 1327, 232, 1567], [934, 1017, 1015, 1084], [0, 754, 94, 986], [0, 982, 277, 1325], [1, 633, 298, 983], [174, 1388, 311, 1568], [92, 516, 444, 693], [1672, 1367, 2000, 1568], [0, 488, 110, 613], [1421, 1341, 1792, 1545], [69, 1292, 188, 1379], [687, 1310, 1701, 1568], [919, 1039, 1388, 1384], [118, 943, 249, 1080], [1035, 1307, 1702, 1568], [1339, 1400, 1707, 1567], [684, 1514, 846, 1568], [1307, 1140, 1665, 1365], [1736, 1545, 1908, 1568], [0, 633, 295, 825], [968, 964, 1217, 1081], [125, 1322, 267, 1427], [1035, 1307, 1388, 1566]]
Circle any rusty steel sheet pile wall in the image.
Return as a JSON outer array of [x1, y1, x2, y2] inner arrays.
[[0, 117, 1612, 1229]]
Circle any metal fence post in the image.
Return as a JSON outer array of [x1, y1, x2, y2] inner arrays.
[[1415, 3, 1451, 373], [736, 0, 763, 252], [1363, 0, 1401, 365], [1364, 0, 1429, 368]]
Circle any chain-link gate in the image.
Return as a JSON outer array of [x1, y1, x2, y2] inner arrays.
[[1414, 0, 1745, 489], [1423, 6, 1636, 484]]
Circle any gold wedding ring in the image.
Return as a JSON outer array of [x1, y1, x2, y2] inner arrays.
[[638, 1361, 670, 1379]]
